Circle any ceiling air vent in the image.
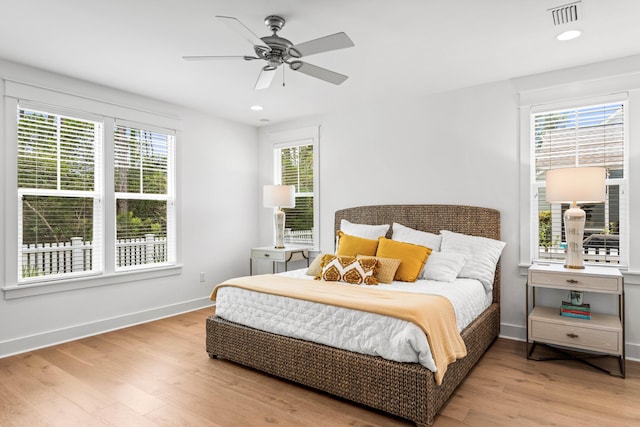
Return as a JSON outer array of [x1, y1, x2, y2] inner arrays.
[[549, 1, 581, 26]]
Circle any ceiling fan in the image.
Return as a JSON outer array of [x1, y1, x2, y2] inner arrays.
[[183, 15, 355, 90]]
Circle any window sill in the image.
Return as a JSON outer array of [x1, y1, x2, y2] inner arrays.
[[2, 264, 183, 299]]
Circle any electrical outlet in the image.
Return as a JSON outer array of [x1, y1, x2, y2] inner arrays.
[[199, 272, 206, 282]]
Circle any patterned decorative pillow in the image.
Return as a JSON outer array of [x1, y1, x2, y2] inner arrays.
[[318, 254, 379, 285]]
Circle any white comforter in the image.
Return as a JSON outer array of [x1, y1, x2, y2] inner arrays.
[[214, 269, 492, 373]]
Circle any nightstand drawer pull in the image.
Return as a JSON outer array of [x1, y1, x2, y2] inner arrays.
[[566, 279, 578, 284], [264, 254, 270, 257], [566, 333, 579, 339]]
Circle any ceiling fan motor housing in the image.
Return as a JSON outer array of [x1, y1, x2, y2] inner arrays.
[[256, 34, 294, 68]]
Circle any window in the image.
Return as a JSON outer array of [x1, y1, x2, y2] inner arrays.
[[114, 123, 175, 270], [18, 107, 103, 282], [531, 100, 627, 265], [15, 105, 176, 285], [273, 130, 319, 249]]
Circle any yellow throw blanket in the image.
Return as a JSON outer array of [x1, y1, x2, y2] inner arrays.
[[210, 275, 467, 385]]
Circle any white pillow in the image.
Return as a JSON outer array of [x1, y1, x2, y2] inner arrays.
[[439, 230, 505, 291], [340, 219, 389, 240], [392, 222, 441, 251], [422, 251, 466, 282]]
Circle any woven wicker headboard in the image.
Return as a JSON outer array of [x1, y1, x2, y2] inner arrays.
[[334, 204, 501, 304]]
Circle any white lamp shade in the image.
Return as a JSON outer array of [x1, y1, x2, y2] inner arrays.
[[263, 185, 295, 208], [546, 167, 606, 204]]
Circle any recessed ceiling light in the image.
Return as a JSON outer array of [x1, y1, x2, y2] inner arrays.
[[250, 105, 263, 111], [556, 29, 582, 41]]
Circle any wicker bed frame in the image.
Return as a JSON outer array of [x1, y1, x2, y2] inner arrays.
[[206, 204, 501, 426]]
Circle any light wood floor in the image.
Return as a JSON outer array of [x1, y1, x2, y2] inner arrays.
[[1, 308, 638, 427]]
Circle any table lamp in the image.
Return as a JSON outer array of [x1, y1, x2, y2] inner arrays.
[[263, 185, 295, 249], [546, 167, 606, 269]]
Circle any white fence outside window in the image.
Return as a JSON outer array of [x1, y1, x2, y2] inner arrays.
[[538, 246, 619, 264], [21, 234, 167, 278], [284, 229, 313, 246]]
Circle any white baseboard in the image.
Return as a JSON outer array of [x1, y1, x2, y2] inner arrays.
[[0, 297, 214, 358], [3, 311, 638, 364], [499, 322, 527, 342], [499, 322, 640, 362]]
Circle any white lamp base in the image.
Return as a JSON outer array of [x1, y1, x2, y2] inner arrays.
[[564, 204, 585, 269], [274, 209, 285, 249]]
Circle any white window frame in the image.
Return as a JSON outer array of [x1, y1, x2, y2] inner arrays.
[[16, 104, 105, 284], [2, 80, 181, 299], [113, 119, 176, 272], [528, 99, 628, 268], [519, 89, 630, 272], [270, 126, 320, 250]]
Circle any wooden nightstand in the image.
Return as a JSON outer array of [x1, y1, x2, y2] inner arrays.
[[250, 246, 310, 275], [526, 263, 625, 377]]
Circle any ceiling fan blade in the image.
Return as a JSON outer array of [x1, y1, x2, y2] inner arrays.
[[254, 67, 277, 90], [289, 61, 348, 85], [182, 55, 255, 61], [289, 32, 354, 58], [216, 15, 266, 48]]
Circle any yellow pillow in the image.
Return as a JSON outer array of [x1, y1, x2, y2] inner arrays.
[[336, 231, 379, 257], [376, 237, 432, 282], [318, 255, 378, 285], [356, 255, 402, 284]]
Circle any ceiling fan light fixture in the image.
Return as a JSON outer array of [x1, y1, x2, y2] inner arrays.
[[556, 29, 582, 41]]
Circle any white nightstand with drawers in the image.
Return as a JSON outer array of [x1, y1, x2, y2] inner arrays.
[[250, 246, 310, 275], [526, 263, 625, 377]]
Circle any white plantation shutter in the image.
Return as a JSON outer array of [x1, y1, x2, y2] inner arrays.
[[17, 107, 103, 282], [114, 122, 175, 270], [532, 100, 627, 265]]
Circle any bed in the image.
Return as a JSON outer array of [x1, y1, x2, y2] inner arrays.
[[206, 204, 502, 426]]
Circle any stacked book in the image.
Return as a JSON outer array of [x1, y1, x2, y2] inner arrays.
[[561, 301, 591, 320]]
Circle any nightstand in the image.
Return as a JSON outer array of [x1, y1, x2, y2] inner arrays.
[[526, 263, 625, 377], [250, 246, 310, 275]]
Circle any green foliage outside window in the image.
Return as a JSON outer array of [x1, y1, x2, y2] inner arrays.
[[280, 145, 314, 232], [114, 126, 168, 240]]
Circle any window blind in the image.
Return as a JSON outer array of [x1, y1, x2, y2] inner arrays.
[[17, 107, 103, 281], [534, 102, 624, 180], [114, 123, 174, 269]]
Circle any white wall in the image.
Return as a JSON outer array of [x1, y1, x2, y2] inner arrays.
[[258, 57, 640, 360], [0, 59, 258, 356], [258, 79, 522, 336]]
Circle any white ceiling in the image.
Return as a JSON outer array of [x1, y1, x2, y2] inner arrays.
[[2, 0, 640, 126]]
